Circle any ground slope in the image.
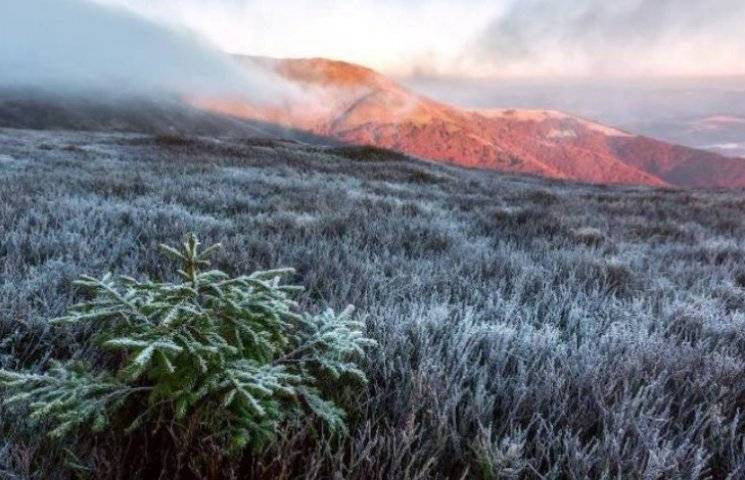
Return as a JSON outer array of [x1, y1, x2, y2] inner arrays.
[[2, 127, 745, 478]]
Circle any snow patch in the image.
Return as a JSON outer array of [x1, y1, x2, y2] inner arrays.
[[477, 108, 633, 137], [478, 109, 569, 122], [706, 142, 745, 151], [702, 142, 745, 157], [578, 119, 633, 137], [547, 129, 578, 139]]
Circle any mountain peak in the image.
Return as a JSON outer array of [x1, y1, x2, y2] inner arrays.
[[236, 55, 395, 90]]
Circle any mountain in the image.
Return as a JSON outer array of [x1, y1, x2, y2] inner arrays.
[[195, 56, 745, 188], [4, 56, 744, 188], [621, 115, 745, 158]]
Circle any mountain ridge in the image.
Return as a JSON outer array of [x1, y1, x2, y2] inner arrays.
[[195, 56, 745, 188]]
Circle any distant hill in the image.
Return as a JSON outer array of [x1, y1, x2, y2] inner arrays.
[[0, 88, 332, 144], [622, 114, 745, 159], [193, 56, 745, 188]]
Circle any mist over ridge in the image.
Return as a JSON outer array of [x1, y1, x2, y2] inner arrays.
[[0, 0, 295, 102]]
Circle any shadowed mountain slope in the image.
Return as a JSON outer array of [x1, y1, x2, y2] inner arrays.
[[0, 88, 333, 144]]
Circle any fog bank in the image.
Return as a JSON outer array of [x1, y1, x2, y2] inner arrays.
[[0, 0, 292, 102]]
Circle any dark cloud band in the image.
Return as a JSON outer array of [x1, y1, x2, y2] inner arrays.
[[470, 0, 745, 76]]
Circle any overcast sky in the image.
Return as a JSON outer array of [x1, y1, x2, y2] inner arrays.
[[88, 0, 745, 78]]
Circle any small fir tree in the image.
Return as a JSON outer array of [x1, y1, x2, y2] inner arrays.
[[0, 234, 375, 458]]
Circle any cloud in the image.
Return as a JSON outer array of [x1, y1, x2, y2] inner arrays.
[[466, 0, 745, 77], [94, 0, 504, 76], [0, 0, 292, 101]]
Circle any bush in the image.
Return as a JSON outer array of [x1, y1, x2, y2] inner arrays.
[[153, 134, 199, 148], [0, 235, 375, 475], [327, 145, 411, 163], [570, 227, 607, 247]]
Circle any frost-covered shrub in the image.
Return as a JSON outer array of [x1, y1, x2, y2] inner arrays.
[[570, 226, 606, 246], [0, 235, 375, 474]]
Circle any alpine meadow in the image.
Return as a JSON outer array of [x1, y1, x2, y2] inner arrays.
[[2, 128, 745, 478]]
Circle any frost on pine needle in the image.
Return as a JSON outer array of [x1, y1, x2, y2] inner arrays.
[[0, 234, 375, 456]]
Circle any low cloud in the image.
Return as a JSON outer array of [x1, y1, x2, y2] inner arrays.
[[466, 0, 745, 77], [0, 0, 293, 101]]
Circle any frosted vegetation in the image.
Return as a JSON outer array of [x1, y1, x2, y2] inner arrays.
[[2, 128, 745, 478], [1, 232, 374, 475]]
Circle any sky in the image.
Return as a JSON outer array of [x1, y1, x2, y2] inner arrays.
[[96, 0, 745, 78]]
